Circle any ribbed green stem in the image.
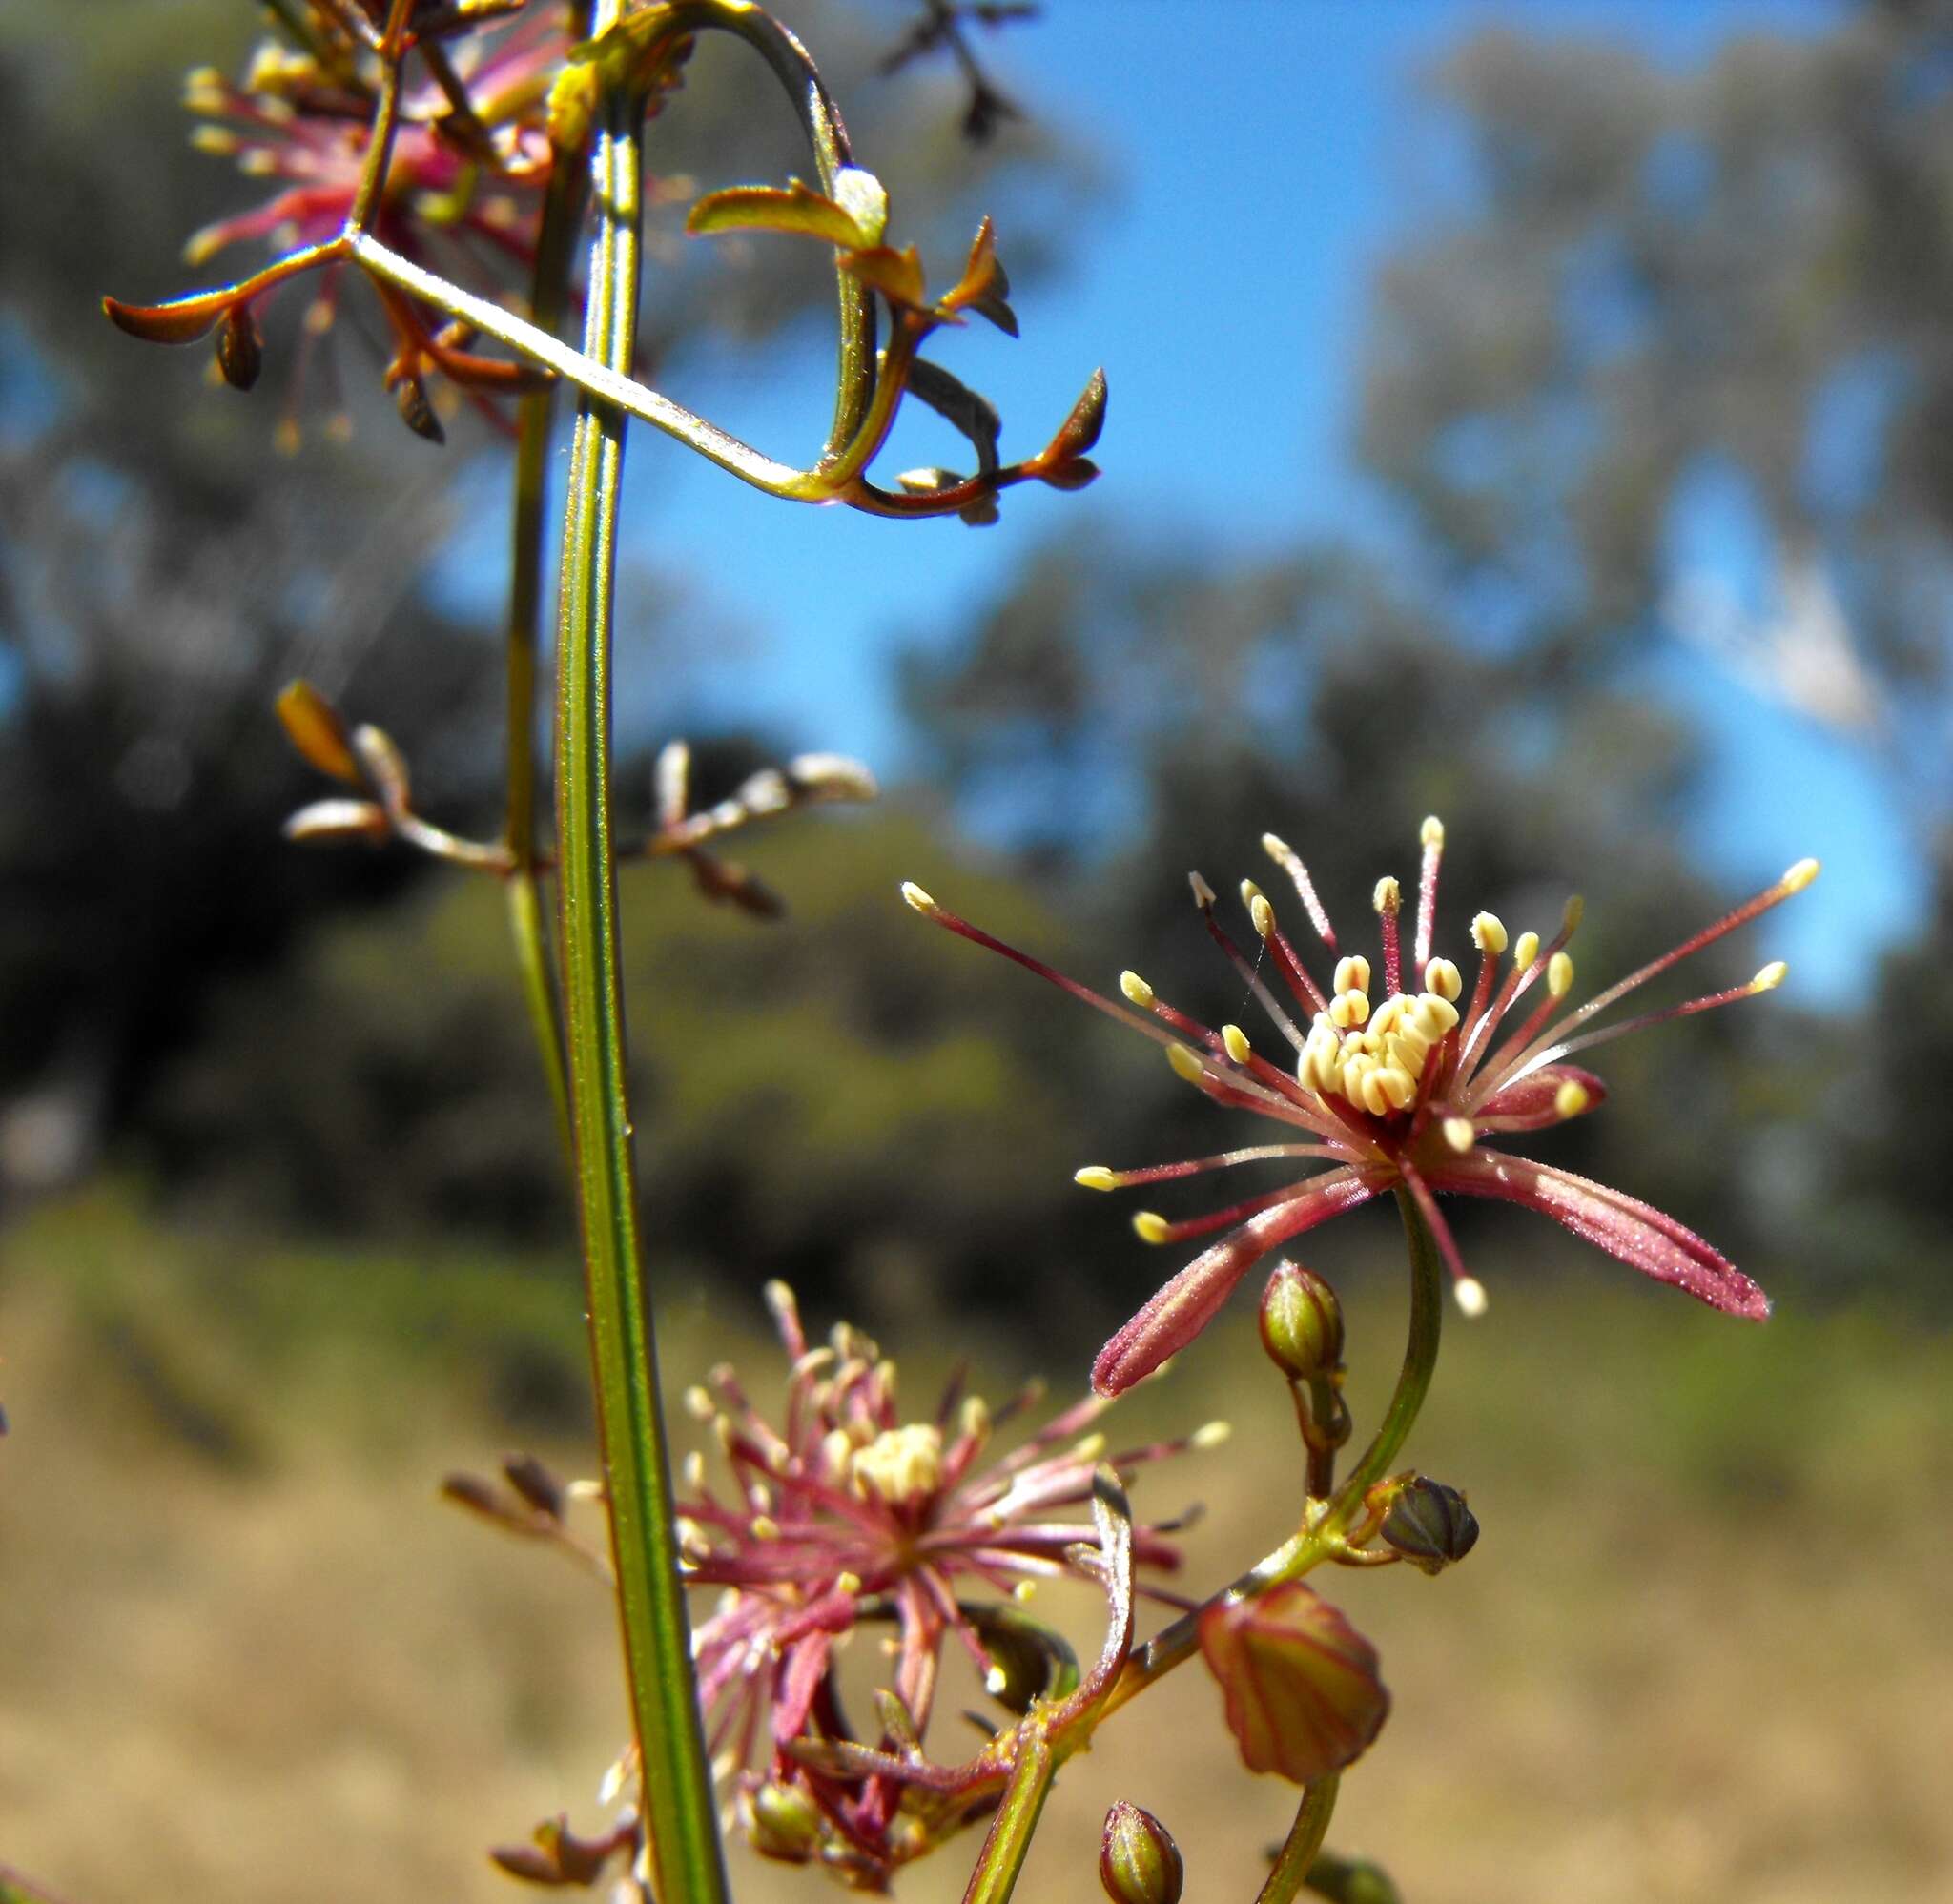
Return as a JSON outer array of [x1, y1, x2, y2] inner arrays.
[[554, 39, 727, 1904], [958, 1726, 1057, 1904], [1257, 1776, 1341, 1904], [503, 147, 585, 1157]]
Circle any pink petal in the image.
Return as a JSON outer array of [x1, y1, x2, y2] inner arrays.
[[1470, 1063, 1608, 1132], [1430, 1153, 1769, 1319], [1092, 1169, 1377, 1395]]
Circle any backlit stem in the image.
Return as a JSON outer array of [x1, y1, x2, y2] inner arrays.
[[1256, 1776, 1341, 1904]]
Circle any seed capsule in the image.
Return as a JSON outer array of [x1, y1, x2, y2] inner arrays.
[[1100, 1800, 1185, 1904], [1379, 1477, 1480, 1574]]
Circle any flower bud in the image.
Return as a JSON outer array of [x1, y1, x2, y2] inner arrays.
[[746, 1779, 822, 1864], [1258, 1259, 1344, 1381], [1100, 1800, 1184, 1904], [1379, 1477, 1479, 1575]]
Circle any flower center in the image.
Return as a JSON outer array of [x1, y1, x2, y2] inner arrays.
[[1298, 953, 1464, 1119], [849, 1423, 943, 1509]]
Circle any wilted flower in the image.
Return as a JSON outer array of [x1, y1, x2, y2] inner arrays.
[[903, 819, 1817, 1394], [675, 1282, 1212, 1876]]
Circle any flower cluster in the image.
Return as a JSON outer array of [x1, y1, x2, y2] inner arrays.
[[905, 819, 1818, 1394], [674, 1282, 1212, 1883]]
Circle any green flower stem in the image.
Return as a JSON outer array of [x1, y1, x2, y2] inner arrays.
[[554, 31, 727, 1904], [1257, 1776, 1342, 1904], [502, 148, 586, 1157], [958, 1724, 1057, 1904], [1093, 1183, 1445, 1725]]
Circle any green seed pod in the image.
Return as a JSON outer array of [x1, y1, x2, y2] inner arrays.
[[1258, 1259, 1344, 1380], [747, 1780, 822, 1864], [1380, 1477, 1479, 1575], [1100, 1800, 1184, 1904]]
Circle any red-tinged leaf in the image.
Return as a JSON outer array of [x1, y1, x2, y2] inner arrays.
[[1092, 1170, 1377, 1395], [686, 175, 877, 251], [1431, 1152, 1770, 1319], [1038, 455, 1100, 492], [1042, 367, 1107, 463], [101, 290, 234, 346], [395, 372, 445, 444], [487, 1840, 566, 1884], [939, 217, 1016, 335], [275, 679, 362, 784], [840, 243, 927, 311], [216, 304, 262, 391], [1198, 1582, 1389, 1784], [282, 798, 390, 845]]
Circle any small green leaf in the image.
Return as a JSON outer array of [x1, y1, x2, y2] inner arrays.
[[687, 178, 874, 250], [907, 358, 1001, 474]]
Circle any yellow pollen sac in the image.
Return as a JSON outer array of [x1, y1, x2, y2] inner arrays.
[[683, 1385, 715, 1422], [959, 1395, 992, 1444], [1239, 878, 1264, 911], [1454, 1277, 1490, 1319], [1246, 893, 1275, 941], [1075, 1166, 1119, 1192], [1333, 954, 1371, 996], [1548, 951, 1575, 997], [1189, 870, 1218, 909], [1360, 1070, 1396, 1117], [750, 1515, 781, 1541], [1414, 993, 1461, 1038], [1167, 1044, 1207, 1085], [1378, 1065, 1419, 1111], [1223, 1023, 1254, 1065], [1513, 931, 1541, 970], [1120, 970, 1156, 1008], [1420, 815, 1446, 849], [1561, 895, 1585, 934], [900, 881, 935, 913], [1372, 875, 1401, 915], [1752, 960, 1788, 992], [1368, 994, 1405, 1035], [1423, 957, 1463, 1001], [1471, 911, 1509, 955], [1386, 1029, 1430, 1075], [835, 1569, 863, 1597], [1133, 1211, 1172, 1244], [820, 1428, 855, 1483], [1553, 1080, 1591, 1117], [1333, 989, 1373, 1029], [1442, 1116, 1476, 1154], [850, 1424, 943, 1508], [1783, 857, 1821, 892]]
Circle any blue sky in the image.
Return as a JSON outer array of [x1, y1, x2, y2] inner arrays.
[[435, 0, 1909, 1001]]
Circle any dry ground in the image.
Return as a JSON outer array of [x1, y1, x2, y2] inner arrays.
[[2, 1190, 1948, 1903]]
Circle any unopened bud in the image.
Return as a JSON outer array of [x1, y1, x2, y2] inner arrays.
[[747, 1780, 822, 1864], [1379, 1477, 1480, 1575], [1258, 1259, 1344, 1381], [1100, 1799, 1184, 1904]]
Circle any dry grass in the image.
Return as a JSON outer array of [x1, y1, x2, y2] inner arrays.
[[2, 1189, 1948, 1903]]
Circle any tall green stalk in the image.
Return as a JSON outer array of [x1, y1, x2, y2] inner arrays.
[[553, 28, 727, 1904]]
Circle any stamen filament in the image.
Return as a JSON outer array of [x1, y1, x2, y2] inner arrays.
[[1262, 831, 1339, 952], [1074, 1144, 1345, 1191], [1413, 815, 1444, 971], [1193, 892, 1313, 1042]]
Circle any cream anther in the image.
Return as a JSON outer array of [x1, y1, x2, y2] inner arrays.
[[1454, 1277, 1489, 1319], [1329, 989, 1370, 1029], [1188, 870, 1217, 909], [1471, 911, 1508, 955], [1442, 1116, 1475, 1154], [900, 881, 935, 912], [1222, 1024, 1254, 1065], [1075, 1166, 1118, 1192], [1420, 815, 1446, 849], [1423, 957, 1463, 1001], [1372, 876, 1401, 914], [1249, 894, 1275, 939], [1167, 1044, 1206, 1084], [1119, 970, 1156, 1008], [1133, 1211, 1171, 1244], [1553, 1080, 1590, 1117], [1752, 960, 1788, 992], [1783, 857, 1819, 892], [1513, 931, 1541, 970], [1548, 951, 1574, 997], [1191, 1420, 1233, 1450], [1333, 954, 1371, 995]]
